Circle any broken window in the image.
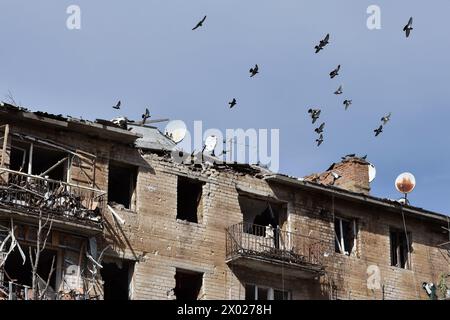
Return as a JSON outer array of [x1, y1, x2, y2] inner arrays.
[[390, 229, 412, 269], [334, 217, 357, 256], [245, 284, 290, 300], [174, 269, 203, 300], [100, 260, 134, 300], [176, 176, 204, 223], [9, 140, 69, 181], [108, 161, 137, 210], [238, 196, 287, 236]]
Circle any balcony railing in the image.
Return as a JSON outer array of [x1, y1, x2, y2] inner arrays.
[[226, 222, 328, 269], [0, 168, 105, 226]]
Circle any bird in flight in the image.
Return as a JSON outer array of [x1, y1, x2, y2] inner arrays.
[[229, 98, 237, 109], [192, 15, 207, 31], [315, 122, 325, 134], [249, 64, 259, 77], [403, 17, 413, 38], [330, 65, 340, 79], [314, 33, 330, 53], [308, 108, 321, 124], [141, 108, 151, 125], [343, 99, 352, 110], [113, 100, 121, 110], [381, 112, 391, 125], [374, 125, 383, 137], [316, 134, 324, 147], [334, 85, 343, 95]]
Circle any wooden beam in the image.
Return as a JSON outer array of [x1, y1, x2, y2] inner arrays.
[[1, 124, 9, 167]]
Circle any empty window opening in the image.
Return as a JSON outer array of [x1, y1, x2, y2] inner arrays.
[[334, 217, 357, 256], [4, 245, 57, 290], [390, 229, 411, 269], [177, 176, 204, 223], [31, 146, 68, 181], [245, 284, 290, 300], [9, 141, 69, 182], [9, 140, 30, 173], [238, 196, 287, 237], [108, 161, 137, 210], [174, 269, 203, 300], [100, 260, 133, 300]]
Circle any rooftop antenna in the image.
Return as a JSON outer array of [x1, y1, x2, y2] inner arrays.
[[395, 172, 416, 205], [164, 120, 187, 144]]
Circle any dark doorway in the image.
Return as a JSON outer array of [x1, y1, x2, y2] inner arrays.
[[100, 261, 132, 300], [174, 269, 203, 300]]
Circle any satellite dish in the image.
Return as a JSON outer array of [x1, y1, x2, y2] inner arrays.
[[164, 120, 187, 144], [395, 172, 416, 194], [204, 135, 218, 153], [368, 163, 377, 183]]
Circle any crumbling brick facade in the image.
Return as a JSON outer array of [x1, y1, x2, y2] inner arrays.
[[0, 104, 449, 300]]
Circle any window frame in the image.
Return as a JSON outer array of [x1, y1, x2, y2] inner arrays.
[[334, 216, 358, 257]]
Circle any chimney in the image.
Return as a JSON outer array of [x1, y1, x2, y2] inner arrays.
[[304, 156, 371, 195]]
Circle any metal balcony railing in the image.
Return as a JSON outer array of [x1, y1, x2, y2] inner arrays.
[[0, 168, 105, 225], [226, 222, 328, 268]]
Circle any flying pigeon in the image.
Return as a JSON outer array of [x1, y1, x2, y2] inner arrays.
[[334, 85, 343, 95], [141, 108, 151, 125], [316, 134, 324, 147], [113, 100, 121, 110], [308, 108, 321, 124], [314, 122, 325, 134], [330, 65, 340, 79], [381, 112, 391, 125], [374, 125, 383, 137], [343, 99, 352, 110], [249, 64, 259, 77], [315, 33, 330, 53], [192, 15, 207, 31], [403, 17, 413, 38], [229, 98, 237, 109]]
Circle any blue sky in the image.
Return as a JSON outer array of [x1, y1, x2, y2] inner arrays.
[[0, 1, 449, 214]]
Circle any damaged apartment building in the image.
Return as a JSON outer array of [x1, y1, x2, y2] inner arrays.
[[0, 103, 449, 300]]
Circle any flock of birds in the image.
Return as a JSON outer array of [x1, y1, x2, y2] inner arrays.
[[305, 16, 414, 147], [110, 15, 414, 148]]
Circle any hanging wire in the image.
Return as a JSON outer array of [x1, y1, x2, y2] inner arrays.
[[400, 205, 420, 298]]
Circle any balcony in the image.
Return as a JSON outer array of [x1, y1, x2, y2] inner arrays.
[[226, 222, 328, 278], [0, 168, 105, 232]]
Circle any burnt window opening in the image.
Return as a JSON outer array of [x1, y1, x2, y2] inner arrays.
[[176, 176, 204, 223], [108, 161, 138, 210], [9, 140, 69, 181], [238, 196, 287, 236], [334, 217, 357, 256], [174, 269, 203, 300], [390, 229, 412, 269], [245, 284, 290, 300], [100, 260, 134, 300], [3, 245, 57, 292]]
